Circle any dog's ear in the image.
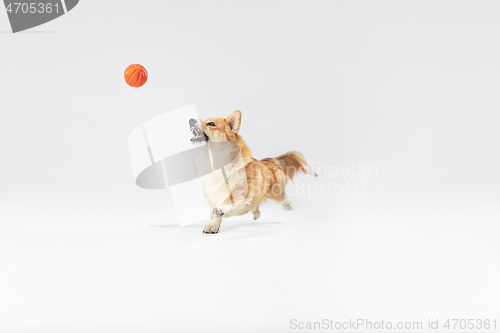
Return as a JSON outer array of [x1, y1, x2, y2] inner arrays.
[[226, 110, 241, 134]]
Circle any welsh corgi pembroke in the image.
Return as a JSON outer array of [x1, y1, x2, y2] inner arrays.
[[189, 110, 317, 233]]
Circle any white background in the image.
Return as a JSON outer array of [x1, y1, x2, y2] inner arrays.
[[1, 1, 499, 332]]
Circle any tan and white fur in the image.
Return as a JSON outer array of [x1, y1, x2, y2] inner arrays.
[[189, 110, 317, 234]]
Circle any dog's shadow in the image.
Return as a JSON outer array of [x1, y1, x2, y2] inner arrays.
[[150, 224, 200, 228], [150, 221, 283, 232]]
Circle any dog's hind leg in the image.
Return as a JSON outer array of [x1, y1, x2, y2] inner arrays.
[[265, 182, 294, 211], [252, 206, 261, 220], [281, 199, 294, 211]]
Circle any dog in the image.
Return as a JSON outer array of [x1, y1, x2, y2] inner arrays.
[[189, 110, 317, 233]]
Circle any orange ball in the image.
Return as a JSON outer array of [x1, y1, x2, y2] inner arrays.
[[124, 64, 148, 87]]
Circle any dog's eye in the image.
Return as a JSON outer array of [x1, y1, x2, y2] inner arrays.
[[207, 122, 215, 127]]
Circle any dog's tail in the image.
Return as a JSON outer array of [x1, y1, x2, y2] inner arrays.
[[262, 151, 318, 180]]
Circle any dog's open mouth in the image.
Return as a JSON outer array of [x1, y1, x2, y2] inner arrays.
[[190, 127, 209, 142]]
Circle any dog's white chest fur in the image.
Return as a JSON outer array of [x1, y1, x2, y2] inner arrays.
[[195, 144, 247, 209]]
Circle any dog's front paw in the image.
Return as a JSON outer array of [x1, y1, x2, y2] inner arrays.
[[212, 207, 224, 217], [203, 224, 220, 234]]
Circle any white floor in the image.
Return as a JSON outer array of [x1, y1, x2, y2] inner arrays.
[[1, 189, 499, 333]]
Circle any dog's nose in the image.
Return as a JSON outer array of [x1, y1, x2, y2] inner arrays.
[[189, 118, 197, 126]]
